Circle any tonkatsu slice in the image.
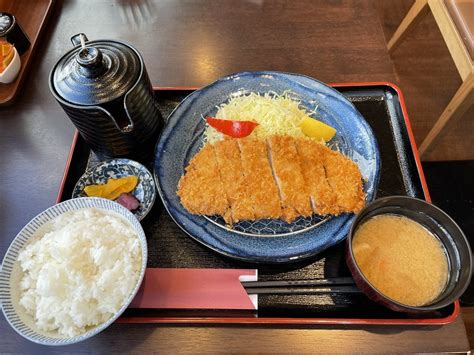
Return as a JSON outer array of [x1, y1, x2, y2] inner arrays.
[[322, 148, 365, 213], [295, 138, 338, 215], [214, 139, 255, 222], [268, 135, 312, 222], [176, 144, 231, 222], [238, 137, 282, 219]]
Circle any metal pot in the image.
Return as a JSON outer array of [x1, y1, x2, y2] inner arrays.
[[49, 33, 163, 162]]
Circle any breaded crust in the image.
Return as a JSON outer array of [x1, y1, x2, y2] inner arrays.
[[268, 135, 312, 222], [322, 148, 365, 213], [177, 144, 231, 221], [295, 138, 338, 215], [214, 139, 255, 222], [177, 135, 366, 224], [238, 137, 282, 219]]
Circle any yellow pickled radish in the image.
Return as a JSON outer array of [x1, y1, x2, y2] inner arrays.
[[300, 117, 336, 142], [84, 176, 139, 200]]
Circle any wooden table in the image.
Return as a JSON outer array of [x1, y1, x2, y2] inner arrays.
[[0, 0, 470, 352]]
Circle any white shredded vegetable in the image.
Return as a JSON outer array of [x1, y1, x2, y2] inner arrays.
[[204, 92, 318, 143]]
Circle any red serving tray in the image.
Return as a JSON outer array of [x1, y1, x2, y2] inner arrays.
[[56, 82, 458, 326]]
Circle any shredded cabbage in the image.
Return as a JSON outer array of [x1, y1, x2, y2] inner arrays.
[[204, 92, 318, 143]]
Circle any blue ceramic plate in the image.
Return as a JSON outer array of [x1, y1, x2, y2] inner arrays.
[[154, 71, 380, 263], [72, 159, 156, 221]]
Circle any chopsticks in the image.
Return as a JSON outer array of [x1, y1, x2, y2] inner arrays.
[[241, 277, 361, 295]]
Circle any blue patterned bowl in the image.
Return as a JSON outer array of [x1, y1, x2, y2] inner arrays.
[[154, 71, 381, 263], [72, 159, 156, 221], [0, 197, 148, 346]]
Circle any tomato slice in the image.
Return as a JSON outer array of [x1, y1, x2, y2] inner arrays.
[[206, 117, 259, 138]]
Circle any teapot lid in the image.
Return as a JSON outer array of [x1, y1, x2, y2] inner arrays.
[[51, 34, 141, 106]]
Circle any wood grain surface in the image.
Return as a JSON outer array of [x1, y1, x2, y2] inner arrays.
[[0, 0, 470, 352], [463, 307, 474, 351], [0, 316, 470, 353]]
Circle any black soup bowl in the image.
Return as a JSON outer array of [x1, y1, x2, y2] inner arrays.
[[346, 196, 472, 313]]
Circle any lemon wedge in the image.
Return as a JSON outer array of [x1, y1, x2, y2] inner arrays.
[[300, 117, 336, 142]]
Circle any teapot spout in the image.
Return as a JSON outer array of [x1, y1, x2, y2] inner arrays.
[[98, 100, 134, 133]]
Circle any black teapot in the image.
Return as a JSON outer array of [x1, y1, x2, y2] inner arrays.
[[50, 33, 163, 162]]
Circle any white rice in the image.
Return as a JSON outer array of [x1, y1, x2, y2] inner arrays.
[[17, 208, 141, 337]]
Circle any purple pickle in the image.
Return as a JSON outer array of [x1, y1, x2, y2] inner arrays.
[[116, 193, 140, 211]]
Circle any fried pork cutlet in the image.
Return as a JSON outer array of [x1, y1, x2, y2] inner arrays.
[[268, 135, 312, 222], [238, 137, 282, 219], [295, 138, 338, 215], [322, 148, 365, 213], [177, 135, 365, 224], [214, 139, 255, 222], [177, 144, 231, 222]]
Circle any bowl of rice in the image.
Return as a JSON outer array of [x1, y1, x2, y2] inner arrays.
[[0, 197, 147, 346]]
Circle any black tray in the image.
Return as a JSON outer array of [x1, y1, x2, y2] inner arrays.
[[57, 84, 457, 325]]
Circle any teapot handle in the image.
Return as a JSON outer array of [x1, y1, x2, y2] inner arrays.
[[71, 33, 89, 47]]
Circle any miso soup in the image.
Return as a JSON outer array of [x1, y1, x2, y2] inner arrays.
[[352, 214, 449, 307]]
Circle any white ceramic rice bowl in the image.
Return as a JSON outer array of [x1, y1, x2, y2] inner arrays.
[[0, 197, 148, 346]]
